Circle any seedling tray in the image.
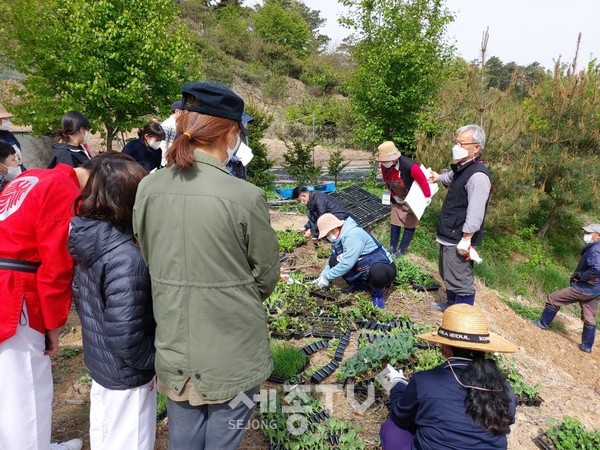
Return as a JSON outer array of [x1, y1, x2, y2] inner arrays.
[[333, 333, 351, 361], [516, 395, 543, 407], [305, 316, 346, 338], [535, 433, 553, 450], [301, 339, 329, 356], [310, 359, 339, 384]]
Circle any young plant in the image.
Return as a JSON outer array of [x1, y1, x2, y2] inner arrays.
[[545, 416, 600, 449], [339, 331, 415, 380], [277, 229, 307, 253], [395, 258, 437, 287], [270, 342, 308, 379]]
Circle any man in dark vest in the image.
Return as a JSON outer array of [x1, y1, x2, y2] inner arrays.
[[429, 125, 491, 312]]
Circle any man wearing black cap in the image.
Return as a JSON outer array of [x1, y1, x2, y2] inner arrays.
[[133, 81, 280, 450], [159, 100, 183, 167]]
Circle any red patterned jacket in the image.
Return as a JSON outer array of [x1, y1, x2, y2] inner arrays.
[[0, 164, 80, 343]]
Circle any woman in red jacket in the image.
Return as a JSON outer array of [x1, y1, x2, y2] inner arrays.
[[376, 141, 431, 257]]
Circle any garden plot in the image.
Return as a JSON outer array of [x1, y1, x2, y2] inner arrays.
[[49, 214, 600, 449]]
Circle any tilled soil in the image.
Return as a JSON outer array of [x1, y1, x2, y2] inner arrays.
[[50, 211, 600, 449]]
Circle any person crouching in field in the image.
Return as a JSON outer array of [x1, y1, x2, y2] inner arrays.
[[69, 153, 156, 449]]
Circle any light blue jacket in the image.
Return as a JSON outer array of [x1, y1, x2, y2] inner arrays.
[[320, 217, 392, 282]]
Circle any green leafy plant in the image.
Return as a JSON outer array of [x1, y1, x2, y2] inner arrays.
[[498, 357, 541, 399], [270, 342, 308, 379], [339, 331, 415, 380], [545, 416, 600, 450], [315, 241, 331, 259], [277, 229, 308, 253], [59, 347, 81, 360], [395, 258, 437, 288], [409, 348, 445, 374]]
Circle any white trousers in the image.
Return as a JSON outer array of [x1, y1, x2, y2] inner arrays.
[[0, 308, 53, 450], [89, 378, 157, 450]]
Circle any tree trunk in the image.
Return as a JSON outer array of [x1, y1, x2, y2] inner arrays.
[[104, 125, 115, 153], [536, 207, 560, 239]]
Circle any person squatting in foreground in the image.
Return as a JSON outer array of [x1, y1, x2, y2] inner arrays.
[[314, 213, 397, 309], [380, 303, 518, 450]]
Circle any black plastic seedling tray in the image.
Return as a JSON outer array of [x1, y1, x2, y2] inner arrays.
[[301, 339, 329, 356]]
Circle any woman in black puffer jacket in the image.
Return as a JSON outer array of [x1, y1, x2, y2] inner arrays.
[[68, 152, 156, 450]]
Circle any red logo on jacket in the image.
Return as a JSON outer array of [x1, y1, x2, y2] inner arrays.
[[0, 176, 39, 221]]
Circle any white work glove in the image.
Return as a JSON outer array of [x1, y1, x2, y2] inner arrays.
[[456, 238, 471, 256], [468, 247, 483, 264], [379, 364, 408, 393], [314, 276, 329, 289]]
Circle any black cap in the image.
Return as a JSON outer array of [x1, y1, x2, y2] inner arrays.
[[171, 100, 183, 111], [181, 81, 245, 122]]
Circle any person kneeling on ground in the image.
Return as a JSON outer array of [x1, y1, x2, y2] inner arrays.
[[532, 223, 600, 353], [380, 304, 518, 450], [314, 213, 396, 308], [292, 186, 349, 239]]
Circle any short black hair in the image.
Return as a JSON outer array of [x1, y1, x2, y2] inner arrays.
[[291, 186, 309, 200], [0, 140, 16, 163]]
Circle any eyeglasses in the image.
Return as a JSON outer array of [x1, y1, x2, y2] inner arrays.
[[456, 141, 479, 147]]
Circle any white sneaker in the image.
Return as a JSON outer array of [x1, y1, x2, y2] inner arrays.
[[50, 438, 83, 450]]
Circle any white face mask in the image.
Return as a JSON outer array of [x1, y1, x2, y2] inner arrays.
[[583, 234, 594, 244], [83, 130, 91, 145], [1, 163, 22, 181], [452, 144, 469, 162], [0, 119, 12, 131], [148, 139, 162, 150], [326, 233, 337, 243], [381, 161, 395, 169], [225, 134, 242, 165]]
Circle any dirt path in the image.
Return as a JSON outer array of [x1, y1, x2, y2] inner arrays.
[[50, 211, 599, 449]]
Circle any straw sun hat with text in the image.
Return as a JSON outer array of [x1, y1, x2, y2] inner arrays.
[[416, 304, 518, 353]]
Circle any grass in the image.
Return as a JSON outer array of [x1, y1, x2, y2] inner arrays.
[[500, 296, 566, 333], [157, 393, 168, 416], [270, 342, 308, 379]]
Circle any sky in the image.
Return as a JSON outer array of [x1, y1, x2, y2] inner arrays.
[[295, 0, 600, 70]]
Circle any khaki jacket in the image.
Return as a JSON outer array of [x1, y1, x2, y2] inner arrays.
[[133, 151, 279, 401]]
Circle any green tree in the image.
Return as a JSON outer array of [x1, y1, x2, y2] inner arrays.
[[281, 138, 321, 186], [5, 0, 195, 151], [245, 103, 276, 190], [523, 59, 600, 238], [253, 0, 311, 59], [327, 148, 349, 187], [340, 0, 454, 153]]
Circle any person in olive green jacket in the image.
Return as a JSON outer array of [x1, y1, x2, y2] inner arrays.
[[133, 81, 280, 450]]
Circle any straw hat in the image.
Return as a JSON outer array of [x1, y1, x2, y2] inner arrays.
[[416, 304, 518, 353], [317, 213, 344, 239], [375, 141, 401, 162], [0, 104, 14, 120]]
